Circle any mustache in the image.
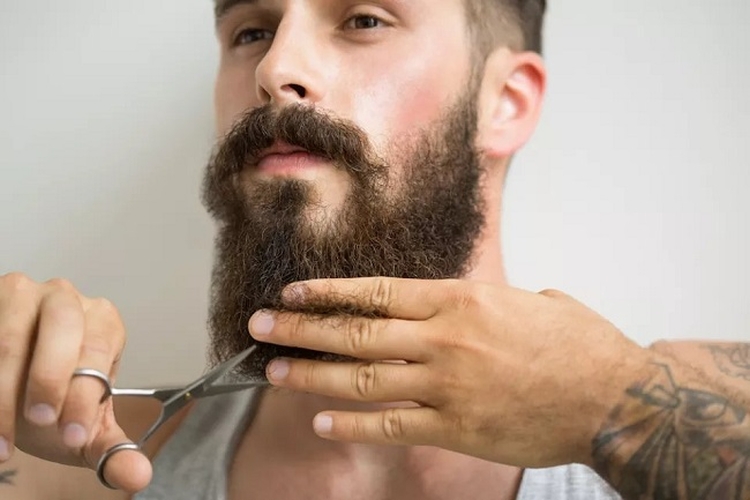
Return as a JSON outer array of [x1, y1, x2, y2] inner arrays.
[[208, 104, 377, 182]]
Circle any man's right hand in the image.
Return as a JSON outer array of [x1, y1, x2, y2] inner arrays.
[[0, 273, 152, 493]]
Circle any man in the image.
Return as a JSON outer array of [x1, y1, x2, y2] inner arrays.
[[1, 1, 749, 499]]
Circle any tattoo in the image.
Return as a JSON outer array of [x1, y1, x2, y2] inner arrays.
[[706, 344, 750, 383], [0, 469, 17, 485], [593, 363, 750, 500]]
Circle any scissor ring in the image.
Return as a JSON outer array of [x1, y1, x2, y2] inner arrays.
[[72, 368, 113, 403], [96, 442, 142, 490]]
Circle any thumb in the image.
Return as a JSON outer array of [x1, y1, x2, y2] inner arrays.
[[83, 405, 153, 493]]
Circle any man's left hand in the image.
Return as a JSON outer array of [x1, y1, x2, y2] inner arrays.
[[249, 277, 652, 468]]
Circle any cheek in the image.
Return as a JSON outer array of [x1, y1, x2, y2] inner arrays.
[[347, 44, 469, 156], [351, 72, 448, 153], [214, 67, 259, 137]]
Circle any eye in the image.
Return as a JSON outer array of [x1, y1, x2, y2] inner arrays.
[[232, 28, 274, 47], [345, 15, 386, 30]]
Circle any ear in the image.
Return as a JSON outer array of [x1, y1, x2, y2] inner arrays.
[[475, 48, 546, 158]]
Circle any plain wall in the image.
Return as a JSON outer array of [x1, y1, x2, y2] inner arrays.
[[1, 1, 748, 386]]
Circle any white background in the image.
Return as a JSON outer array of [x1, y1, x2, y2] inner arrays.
[[1, 1, 748, 386]]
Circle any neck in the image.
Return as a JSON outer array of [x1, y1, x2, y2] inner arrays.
[[466, 219, 505, 284], [466, 165, 506, 285], [239, 389, 522, 499]]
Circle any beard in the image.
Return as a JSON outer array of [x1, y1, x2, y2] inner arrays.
[[201, 84, 487, 379]]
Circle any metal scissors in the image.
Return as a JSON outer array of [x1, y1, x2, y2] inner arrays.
[[72, 345, 268, 489]]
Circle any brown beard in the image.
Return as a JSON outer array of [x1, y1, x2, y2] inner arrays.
[[201, 86, 487, 379]]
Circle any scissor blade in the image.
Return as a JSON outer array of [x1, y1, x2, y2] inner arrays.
[[195, 345, 259, 394], [198, 381, 269, 398]]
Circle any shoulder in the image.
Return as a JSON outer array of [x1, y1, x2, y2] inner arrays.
[[518, 464, 621, 500]]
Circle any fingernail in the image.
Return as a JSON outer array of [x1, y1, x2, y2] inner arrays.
[[282, 284, 307, 303], [27, 404, 57, 426], [251, 310, 275, 337], [267, 359, 290, 381], [0, 437, 10, 461], [62, 423, 88, 448], [313, 414, 333, 435]]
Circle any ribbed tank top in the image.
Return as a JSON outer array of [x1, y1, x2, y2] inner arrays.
[[134, 390, 621, 499]]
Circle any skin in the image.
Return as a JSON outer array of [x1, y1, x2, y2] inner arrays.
[[1, 1, 748, 499]]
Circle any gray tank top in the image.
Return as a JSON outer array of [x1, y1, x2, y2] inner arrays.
[[135, 391, 621, 500]]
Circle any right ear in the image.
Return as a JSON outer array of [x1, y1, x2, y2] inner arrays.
[[475, 48, 547, 159]]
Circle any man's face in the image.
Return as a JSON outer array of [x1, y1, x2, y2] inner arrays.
[[205, 0, 489, 376], [213, 0, 474, 216]]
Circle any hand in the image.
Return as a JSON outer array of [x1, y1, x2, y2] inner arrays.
[[0, 273, 151, 492], [249, 277, 651, 468]]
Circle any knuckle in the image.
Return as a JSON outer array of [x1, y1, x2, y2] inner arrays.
[[369, 279, 394, 311], [79, 335, 113, 360], [380, 408, 405, 440], [294, 314, 311, 339], [285, 314, 306, 343], [302, 361, 318, 387], [347, 317, 374, 352], [449, 283, 477, 312], [350, 415, 366, 439], [538, 288, 565, 299], [1, 272, 33, 293], [44, 300, 82, 328], [45, 278, 75, 293], [353, 363, 378, 399], [89, 297, 118, 318], [87, 298, 125, 336]]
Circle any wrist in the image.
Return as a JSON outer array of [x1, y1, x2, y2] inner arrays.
[[581, 343, 658, 468]]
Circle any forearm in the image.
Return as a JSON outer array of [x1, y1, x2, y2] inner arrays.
[[592, 343, 750, 500], [651, 341, 750, 409]]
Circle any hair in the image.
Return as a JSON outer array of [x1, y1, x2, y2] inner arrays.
[[465, 0, 547, 57]]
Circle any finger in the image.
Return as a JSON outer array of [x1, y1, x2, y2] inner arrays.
[[24, 289, 84, 428], [84, 403, 152, 493], [537, 288, 570, 300], [250, 311, 430, 361], [0, 286, 39, 461], [312, 407, 444, 447], [281, 277, 452, 320], [59, 299, 125, 449], [266, 358, 437, 404]]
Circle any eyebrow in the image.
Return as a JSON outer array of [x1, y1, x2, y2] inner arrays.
[[214, 0, 258, 24]]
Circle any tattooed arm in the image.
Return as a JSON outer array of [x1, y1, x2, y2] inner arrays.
[[593, 342, 750, 500]]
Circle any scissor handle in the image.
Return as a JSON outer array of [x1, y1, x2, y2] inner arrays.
[[96, 442, 143, 490], [72, 368, 113, 403]]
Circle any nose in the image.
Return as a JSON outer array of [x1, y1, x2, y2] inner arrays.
[[255, 16, 329, 106]]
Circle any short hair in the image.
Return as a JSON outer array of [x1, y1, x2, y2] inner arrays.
[[465, 0, 547, 57]]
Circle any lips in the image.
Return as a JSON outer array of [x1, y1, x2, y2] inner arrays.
[[255, 141, 327, 175], [257, 141, 309, 161]]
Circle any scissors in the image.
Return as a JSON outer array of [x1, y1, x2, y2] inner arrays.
[[72, 345, 268, 489]]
